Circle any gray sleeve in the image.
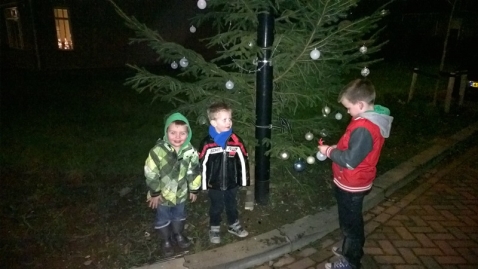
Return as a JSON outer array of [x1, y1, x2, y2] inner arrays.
[[329, 127, 373, 169]]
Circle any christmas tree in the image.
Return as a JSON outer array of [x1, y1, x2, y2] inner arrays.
[[110, 0, 388, 165]]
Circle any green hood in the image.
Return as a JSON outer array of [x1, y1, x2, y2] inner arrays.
[[373, 105, 390, 115], [163, 112, 192, 152]]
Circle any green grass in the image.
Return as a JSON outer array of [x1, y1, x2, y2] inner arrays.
[[1, 62, 477, 268]]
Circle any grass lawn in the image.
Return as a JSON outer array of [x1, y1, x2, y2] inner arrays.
[[1, 61, 477, 268]]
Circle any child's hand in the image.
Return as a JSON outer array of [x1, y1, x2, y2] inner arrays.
[[318, 145, 329, 155], [148, 195, 163, 209], [189, 193, 197, 203]]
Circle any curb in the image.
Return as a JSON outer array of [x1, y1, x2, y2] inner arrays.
[[133, 122, 478, 269]]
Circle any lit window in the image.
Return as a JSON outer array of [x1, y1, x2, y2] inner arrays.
[[4, 7, 24, 49], [54, 8, 74, 50]]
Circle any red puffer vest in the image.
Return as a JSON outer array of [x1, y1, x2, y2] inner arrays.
[[332, 117, 384, 192]]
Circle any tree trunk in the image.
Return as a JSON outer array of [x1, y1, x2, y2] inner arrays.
[[433, 0, 458, 105]]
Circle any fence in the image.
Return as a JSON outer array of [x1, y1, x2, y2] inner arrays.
[[408, 68, 468, 113]]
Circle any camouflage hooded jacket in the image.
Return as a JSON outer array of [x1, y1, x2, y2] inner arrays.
[[144, 113, 201, 206]]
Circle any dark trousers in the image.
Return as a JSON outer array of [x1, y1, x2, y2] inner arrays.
[[208, 187, 239, 227], [334, 185, 368, 269]]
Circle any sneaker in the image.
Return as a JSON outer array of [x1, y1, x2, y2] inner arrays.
[[209, 226, 220, 244], [228, 221, 248, 238], [325, 259, 353, 269], [332, 246, 344, 257]]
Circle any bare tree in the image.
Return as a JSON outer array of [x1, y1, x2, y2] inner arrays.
[[433, 0, 458, 105]]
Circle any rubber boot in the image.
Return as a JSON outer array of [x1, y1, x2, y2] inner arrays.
[[171, 220, 191, 249], [157, 225, 174, 257]]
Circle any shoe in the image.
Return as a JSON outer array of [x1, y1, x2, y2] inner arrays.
[[209, 226, 221, 244], [171, 221, 191, 249], [156, 225, 174, 257], [325, 259, 353, 269], [228, 221, 248, 238], [332, 246, 344, 257]]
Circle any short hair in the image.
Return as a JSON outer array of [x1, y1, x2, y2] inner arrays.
[[338, 78, 376, 104], [168, 120, 188, 130], [207, 102, 232, 121]]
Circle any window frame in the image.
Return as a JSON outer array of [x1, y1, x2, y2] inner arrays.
[[4, 6, 24, 49], [53, 7, 74, 51]]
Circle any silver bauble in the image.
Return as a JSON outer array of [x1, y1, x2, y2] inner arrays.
[[293, 159, 306, 172], [279, 151, 290, 160], [316, 151, 327, 161], [305, 132, 314, 141]]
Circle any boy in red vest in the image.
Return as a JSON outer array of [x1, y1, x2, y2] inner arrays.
[[318, 79, 393, 269]]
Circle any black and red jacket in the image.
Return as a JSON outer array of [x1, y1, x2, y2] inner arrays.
[[198, 133, 250, 191]]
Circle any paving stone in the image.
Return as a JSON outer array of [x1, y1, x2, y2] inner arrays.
[[363, 247, 383, 255], [360, 254, 379, 269], [378, 240, 398, 255], [395, 266, 426, 269], [415, 233, 436, 247], [412, 247, 443, 256], [286, 257, 315, 269], [273, 254, 296, 268], [297, 247, 317, 257], [435, 240, 459, 256], [435, 256, 467, 264], [394, 226, 415, 239], [419, 256, 442, 269], [398, 247, 421, 264], [393, 240, 422, 248], [373, 255, 405, 264]]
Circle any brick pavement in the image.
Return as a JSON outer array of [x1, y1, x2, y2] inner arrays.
[[254, 144, 478, 269]]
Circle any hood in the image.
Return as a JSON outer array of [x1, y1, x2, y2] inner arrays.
[[359, 105, 393, 138], [163, 112, 192, 152]]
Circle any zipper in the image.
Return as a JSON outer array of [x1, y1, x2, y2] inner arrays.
[[221, 150, 227, 190]]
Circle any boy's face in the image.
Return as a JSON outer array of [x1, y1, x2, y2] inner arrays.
[[341, 97, 364, 118], [167, 123, 188, 150], [211, 110, 232, 133]]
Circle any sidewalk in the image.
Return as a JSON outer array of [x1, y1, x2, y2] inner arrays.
[[135, 123, 478, 269]]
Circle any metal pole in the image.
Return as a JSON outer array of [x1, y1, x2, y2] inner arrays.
[[458, 71, 467, 106], [255, 11, 274, 205], [444, 72, 455, 113], [28, 0, 41, 70], [408, 68, 418, 103]]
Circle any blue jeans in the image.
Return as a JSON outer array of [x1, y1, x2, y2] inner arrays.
[[154, 202, 186, 229], [208, 187, 238, 226], [334, 185, 368, 269]]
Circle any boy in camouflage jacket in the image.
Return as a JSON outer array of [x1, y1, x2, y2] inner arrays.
[[144, 112, 201, 257]]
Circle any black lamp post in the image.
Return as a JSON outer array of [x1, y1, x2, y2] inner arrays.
[[254, 11, 274, 205]]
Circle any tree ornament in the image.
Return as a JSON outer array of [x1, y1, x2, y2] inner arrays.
[[306, 156, 316, 164], [335, 112, 343, 120], [305, 132, 314, 141], [179, 57, 189, 68], [197, 0, 207, 9], [190, 25, 196, 33], [170, 61, 178, 69], [361, 67, 370, 77], [316, 151, 327, 161], [319, 129, 328, 137], [279, 151, 290, 160], [359, 45, 367, 54], [225, 80, 234, 90], [197, 115, 208, 125], [310, 48, 321, 60], [380, 9, 389, 16], [293, 158, 306, 172], [248, 41, 254, 47], [322, 105, 331, 117]]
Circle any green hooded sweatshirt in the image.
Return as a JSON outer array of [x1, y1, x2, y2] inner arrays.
[[144, 112, 201, 206]]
